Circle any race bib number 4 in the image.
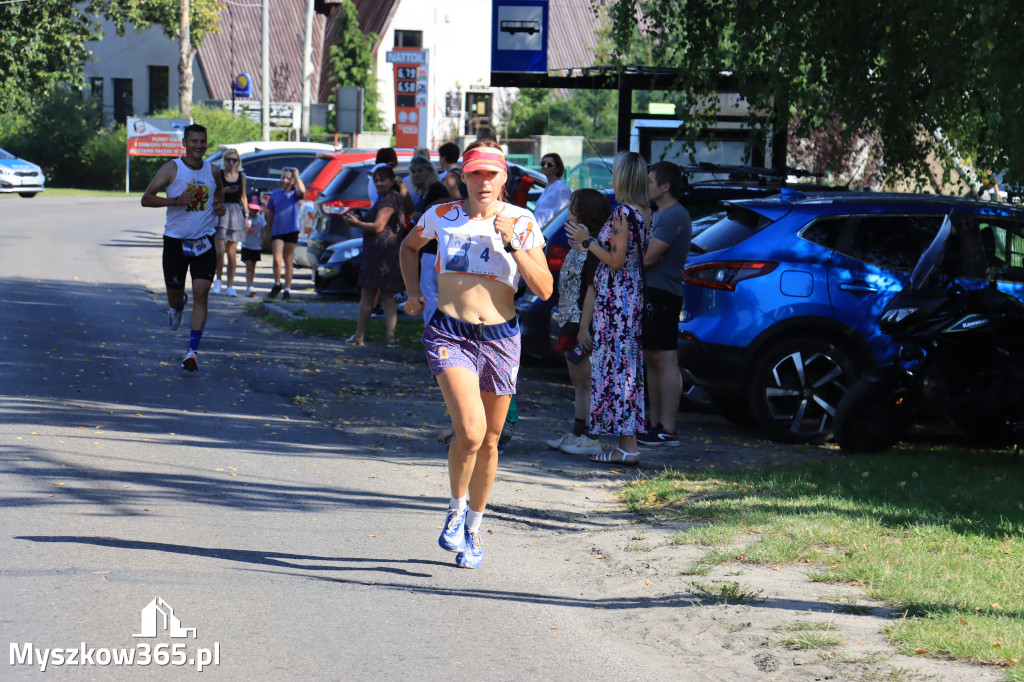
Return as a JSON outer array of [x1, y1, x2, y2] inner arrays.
[[181, 237, 212, 257]]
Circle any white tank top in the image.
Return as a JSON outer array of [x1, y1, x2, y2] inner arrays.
[[415, 201, 544, 291], [164, 158, 218, 239]]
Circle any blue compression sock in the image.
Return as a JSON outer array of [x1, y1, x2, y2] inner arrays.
[[189, 330, 203, 351]]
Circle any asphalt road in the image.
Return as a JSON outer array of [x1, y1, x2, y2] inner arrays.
[[0, 196, 689, 680]]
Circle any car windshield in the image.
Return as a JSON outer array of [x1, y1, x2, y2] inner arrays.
[[0, 148, 16, 160], [691, 206, 771, 252]]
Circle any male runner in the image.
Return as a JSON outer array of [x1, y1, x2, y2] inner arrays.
[[141, 124, 225, 371]]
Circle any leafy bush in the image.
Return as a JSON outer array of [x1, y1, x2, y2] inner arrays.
[[183, 104, 261, 151], [1, 85, 103, 186]]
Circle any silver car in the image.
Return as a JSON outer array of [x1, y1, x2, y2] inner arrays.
[[0, 148, 45, 198]]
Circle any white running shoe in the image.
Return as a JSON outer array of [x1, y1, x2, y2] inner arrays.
[[226, 286, 237, 297], [545, 432, 575, 450], [167, 293, 188, 330], [561, 434, 603, 456], [246, 286, 255, 298], [181, 349, 198, 372], [212, 279, 223, 294]]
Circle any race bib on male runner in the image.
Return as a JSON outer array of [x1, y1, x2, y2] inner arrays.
[[181, 237, 212, 257]]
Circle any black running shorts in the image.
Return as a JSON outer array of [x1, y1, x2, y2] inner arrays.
[[162, 235, 217, 289]]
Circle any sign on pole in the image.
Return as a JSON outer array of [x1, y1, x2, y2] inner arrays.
[[127, 117, 189, 157], [234, 73, 254, 98], [125, 117, 189, 193], [386, 48, 429, 149], [491, 0, 549, 74]]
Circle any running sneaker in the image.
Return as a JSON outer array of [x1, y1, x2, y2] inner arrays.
[[638, 428, 680, 446], [246, 286, 256, 298], [267, 283, 282, 299], [561, 434, 603, 456], [167, 293, 188, 330], [282, 290, 291, 301], [212, 279, 223, 294], [226, 286, 237, 297], [181, 349, 198, 372], [456, 528, 483, 568], [438, 508, 467, 552], [545, 432, 575, 450]]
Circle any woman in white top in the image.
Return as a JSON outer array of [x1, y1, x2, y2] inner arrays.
[[399, 140, 553, 569], [533, 153, 573, 226]]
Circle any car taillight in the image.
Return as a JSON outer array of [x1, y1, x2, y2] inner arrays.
[[547, 244, 570, 271], [684, 261, 778, 291], [321, 199, 371, 215]]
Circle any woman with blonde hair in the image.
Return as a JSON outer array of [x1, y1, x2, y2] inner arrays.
[[566, 150, 652, 465], [400, 139, 553, 568], [212, 148, 249, 296]]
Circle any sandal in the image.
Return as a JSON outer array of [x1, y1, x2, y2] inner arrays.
[[589, 447, 639, 467], [346, 335, 365, 346], [385, 338, 399, 348]]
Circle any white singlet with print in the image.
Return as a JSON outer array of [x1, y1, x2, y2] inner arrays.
[[416, 201, 544, 291], [164, 158, 218, 240]]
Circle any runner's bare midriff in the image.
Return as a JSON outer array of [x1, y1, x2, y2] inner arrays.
[[437, 273, 516, 325]]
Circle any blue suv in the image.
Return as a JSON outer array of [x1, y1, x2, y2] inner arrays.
[[680, 191, 1024, 443]]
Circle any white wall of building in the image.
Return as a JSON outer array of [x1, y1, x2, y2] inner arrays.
[[374, 0, 495, 148], [83, 19, 194, 121]]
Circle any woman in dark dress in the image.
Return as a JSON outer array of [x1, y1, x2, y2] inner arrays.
[[343, 165, 407, 346]]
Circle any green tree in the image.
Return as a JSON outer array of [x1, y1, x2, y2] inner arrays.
[[597, 0, 1024, 188], [0, 0, 222, 116], [324, 0, 384, 132]]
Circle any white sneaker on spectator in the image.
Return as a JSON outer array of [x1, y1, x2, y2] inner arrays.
[[212, 279, 223, 294], [561, 434, 603, 456], [226, 286, 237, 297], [545, 432, 575, 450]]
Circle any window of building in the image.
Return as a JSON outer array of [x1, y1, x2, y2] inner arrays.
[[148, 66, 169, 114], [90, 77, 104, 102], [394, 30, 422, 48], [113, 78, 133, 124]]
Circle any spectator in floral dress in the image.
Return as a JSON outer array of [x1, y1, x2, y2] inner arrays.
[[566, 151, 651, 465], [343, 165, 407, 346]]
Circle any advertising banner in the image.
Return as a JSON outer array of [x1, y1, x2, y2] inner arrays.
[[126, 117, 189, 157], [386, 48, 429, 149]]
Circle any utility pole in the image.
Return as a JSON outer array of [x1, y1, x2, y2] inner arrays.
[[261, 0, 270, 140], [178, 0, 193, 118], [300, 0, 315, 142]]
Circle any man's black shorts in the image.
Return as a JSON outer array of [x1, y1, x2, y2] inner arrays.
[[162, 235, 216, 288], [272, 231, 299, 244], [641, 286, 683, 351]]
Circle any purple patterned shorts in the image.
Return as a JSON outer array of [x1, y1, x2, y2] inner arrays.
[[423, 310, 521, 395]]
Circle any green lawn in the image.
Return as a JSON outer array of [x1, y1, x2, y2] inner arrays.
[[619, 446, 1024, 678], [247, 303, 423, 349]]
